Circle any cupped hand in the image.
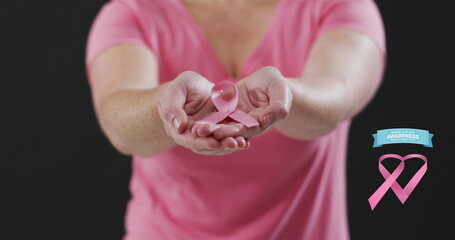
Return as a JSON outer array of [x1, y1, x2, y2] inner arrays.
[[193, 66, 293, 139], [157, 71, 250, 155]]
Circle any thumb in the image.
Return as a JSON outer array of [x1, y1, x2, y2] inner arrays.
[[159, 103, 188, 134], [259, 100, 290, 129], [259, 77, 292, 128], [168, 106, 188, 134], [158, 85, 189, 134]]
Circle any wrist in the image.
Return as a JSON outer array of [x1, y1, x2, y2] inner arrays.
[[274, 77, 350, 140]]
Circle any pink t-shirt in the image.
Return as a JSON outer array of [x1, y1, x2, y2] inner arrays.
[[86, 0, 386, 239]]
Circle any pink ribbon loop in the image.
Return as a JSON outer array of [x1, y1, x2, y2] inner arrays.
[[368, 154, 428, 210], [198, 80, 259, 128]]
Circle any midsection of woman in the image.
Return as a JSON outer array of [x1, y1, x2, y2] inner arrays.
[[86, 0, 385, 239]]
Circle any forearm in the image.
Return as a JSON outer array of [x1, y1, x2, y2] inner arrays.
[[274, 30, 383, 140], [274, 77, 352, 140], [96, 82, 175, 157]]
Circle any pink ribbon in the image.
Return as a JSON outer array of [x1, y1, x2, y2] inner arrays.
[[198, 80, 259, 128], [368, 154, 428, 210]]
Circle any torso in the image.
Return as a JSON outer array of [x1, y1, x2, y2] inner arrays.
[[181, 0, 279, 78], [117, 0, 355, 238]]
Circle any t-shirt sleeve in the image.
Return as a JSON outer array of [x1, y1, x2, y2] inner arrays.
[[85, 0, 149, 77], [316, 0, 386, 57]]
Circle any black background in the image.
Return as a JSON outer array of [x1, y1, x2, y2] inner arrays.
[[1, 0, 454, 239]]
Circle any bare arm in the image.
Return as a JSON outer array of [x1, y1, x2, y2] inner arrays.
[[90, 44, 175, 157], [275, 30, 384, 139], [90, 44, 249, 157]]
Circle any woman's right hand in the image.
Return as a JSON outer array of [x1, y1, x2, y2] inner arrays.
[[158, 71, 250, 155]]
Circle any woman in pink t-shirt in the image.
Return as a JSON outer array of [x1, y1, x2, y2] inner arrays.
[[86, 0, 385, 239]]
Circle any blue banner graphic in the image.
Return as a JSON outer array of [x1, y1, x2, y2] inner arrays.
[[372, 128, 434, 148]]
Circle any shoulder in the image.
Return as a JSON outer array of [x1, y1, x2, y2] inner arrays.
[[304, 0, 378, 12], [101, 0, 165, 17]]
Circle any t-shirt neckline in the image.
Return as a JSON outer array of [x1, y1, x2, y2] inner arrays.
[[172, 0, 284, 81]]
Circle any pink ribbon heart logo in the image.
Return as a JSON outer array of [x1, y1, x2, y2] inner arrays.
[[198, 80, 259, 128], [368, 154, 428, 210]]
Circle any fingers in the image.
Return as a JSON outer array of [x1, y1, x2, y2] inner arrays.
[[234, 136, 247, 148], [158, 71, 214, 135], [237, 67, 292, 129], [177, 131, 249, 156], [212, 123, 243, 139], [193, 117, 265, 140], [159, 71, 253, 156], [184, 122, 250, 155], [226, 136, 250, 149], [191, 122, 221, 137], [192, 122, 244, 139], [198, 136, 250, 155], [181, 134, 220, 150]]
